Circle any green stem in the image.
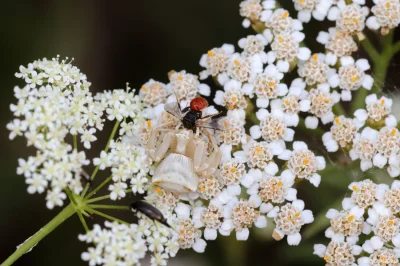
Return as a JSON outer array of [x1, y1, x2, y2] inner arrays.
[[393, 41, 400, 55], [84, 176, 112, 200], [77, 211, 89, 232], [1, 204, 76, 266], [73, 135, 78, 150], [64, 188, 77, 205], [104, 120, 121, 153], [353, 32, 396, 112], [332, 102, 346, 116], [370, 32, 393, 95], [86, 189, 132, 203], [360, 37, 379, 63], [86, 194, 111, 204], [84, 206, 129, 225], [81, 120, 121, 197], [88, 204, 130, 211]]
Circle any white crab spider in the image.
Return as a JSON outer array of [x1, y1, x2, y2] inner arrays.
[[147, 122, 222, 194]]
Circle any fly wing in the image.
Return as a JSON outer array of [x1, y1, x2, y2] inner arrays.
[[196, 115, 224, 130], [164, 101, 183, 120]]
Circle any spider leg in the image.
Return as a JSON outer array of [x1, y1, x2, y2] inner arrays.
[[147, 121, 176, 161]]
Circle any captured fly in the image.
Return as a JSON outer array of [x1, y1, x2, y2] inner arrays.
[[164, 96, 222, 132], [131, 200, 171, 228]]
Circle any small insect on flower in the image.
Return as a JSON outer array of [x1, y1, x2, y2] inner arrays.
[[166, 96, 222, 133], [147, 94, 224, 193], [131, 200, 171, 228]]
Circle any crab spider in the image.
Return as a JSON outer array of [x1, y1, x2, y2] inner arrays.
[[147, 126, 222, 194]]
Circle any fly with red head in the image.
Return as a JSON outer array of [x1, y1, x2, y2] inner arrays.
[[190, 97, 208, 111], [164, 95, 223, 132]]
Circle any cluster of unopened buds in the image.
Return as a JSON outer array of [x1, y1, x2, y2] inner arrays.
[[5, 0, 400, 265]]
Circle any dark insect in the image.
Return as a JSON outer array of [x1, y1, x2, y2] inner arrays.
[[164, 96, 222, 132], [131, 200, 171, 228]]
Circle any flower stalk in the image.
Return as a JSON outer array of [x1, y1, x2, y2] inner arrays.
[[1, 204, 76, 266]]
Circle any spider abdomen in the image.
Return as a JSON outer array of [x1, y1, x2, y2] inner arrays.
[[152, 153, 199, 193]]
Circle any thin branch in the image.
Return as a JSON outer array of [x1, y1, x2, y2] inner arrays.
[[84, 206, 130, 225], [88, 204, 130, 211], [77, 211, 90, 232], [361, 37, 379, 63], [84, 176, 113, 200]]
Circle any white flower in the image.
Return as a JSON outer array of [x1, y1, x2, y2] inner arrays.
[[367, 0, 400, 35], [293, 0, 320, 22], [323, 116, 358, 152], [280, 141, 325, 187], [272, 200, 313, 245], [349, 127, 379, 171], [45, 188, 67, 209], [305, 83, 340, 127], [268, 34, 311, 69], [93, 151, 112, 170], [81, 128, 97, 149], [81, 247, 103, 266], [239, 0, 263, 28], [199, 44, 235, 79], [328, 57, 373, 101], [108, 182, 127, 200], [26, 173, 48, 194], [328, 3, 368, 35]]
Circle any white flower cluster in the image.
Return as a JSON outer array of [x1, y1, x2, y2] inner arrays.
[[79, 220, 179, 266], [314, 179, 400, 265], [323, 93, 400, 178], [93, 139, 150, 200], [8, 57, 103, 209], [8, 57, 146, 209]]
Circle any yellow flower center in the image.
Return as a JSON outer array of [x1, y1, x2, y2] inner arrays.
[[141, 85, 147, 91], [177, 75, 183, 81], [351, 76, 359, 82], [231, 96, 237, 102], [200, 186, 206, 191], [334, 117, 340, 124], [278, 36, 283, 43], [234, 59, 240, 66], [208, 50, 215, 57], [156, 187, 162, 194], [391, 129, 397, 135], [282, 11, 289, 18], [303, 158, 310, 165], [381, 99, 385, 105], [348, 215, 355, 222], [147, 120, 152, 128], [352, 185, 359, 192], [277, 181, 283, 187], [294, 212, 300, 217], [388, 220, 395, 226], [324, 256, 330, 261], [386, 2, 391, 8], [353, 18, 359, 23], [255, 146, 262, 153], [269, 81, 276, 87], [313, 54, 318, 62], [231, 167, 237, 173], [284, 99, 290, 105]]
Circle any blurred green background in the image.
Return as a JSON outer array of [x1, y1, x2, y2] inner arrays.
[[0, 1, 399, 266]]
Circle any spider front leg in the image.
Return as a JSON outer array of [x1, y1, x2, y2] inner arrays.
[[198, 128, 222, 176], [147, 121, 176, 162]]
